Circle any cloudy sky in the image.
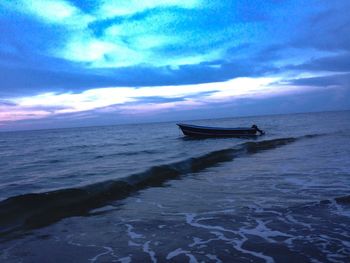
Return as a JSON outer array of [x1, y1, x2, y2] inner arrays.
[[0, 0, 349, 130]]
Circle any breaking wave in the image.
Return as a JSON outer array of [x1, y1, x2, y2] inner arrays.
[[0, 135, 319, 237]]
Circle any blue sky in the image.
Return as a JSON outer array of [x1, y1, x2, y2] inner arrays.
[[0, 0, 349, 130]]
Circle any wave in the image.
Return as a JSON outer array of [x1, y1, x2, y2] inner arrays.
[[333, 195, 350, 205], [0, 135, 317, 237]]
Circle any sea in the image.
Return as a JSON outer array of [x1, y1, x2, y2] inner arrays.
[[0, 110, 350, 263]]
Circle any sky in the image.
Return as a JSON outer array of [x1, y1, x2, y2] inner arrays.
[[0, 0, 349, 131]]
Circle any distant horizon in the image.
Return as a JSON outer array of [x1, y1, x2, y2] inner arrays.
[[1, 108, 348, 133]]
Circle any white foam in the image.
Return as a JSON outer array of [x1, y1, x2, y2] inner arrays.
[[166, 248, 198, 263], [142, 241, 157, 263], [285, 214, 313, 230], [89, 205, 116, 214], [232, 239, 275, 263], [184, 213, 276, 263], [128, 241, 141, 247], [210, 231, 275, 263], [239, 219, 293, 243], [88, 246, 113, 263], [66, 235, 117, 262], [206, 253, 222, 263], [185, 213, 236, 234], [189, 236, 219, 247], [309, 258, 324, 263], [156, 203, 164, 208], [166, 248, 185, 259], [125, 224, 144, 239], [116, 256, 132, 263]]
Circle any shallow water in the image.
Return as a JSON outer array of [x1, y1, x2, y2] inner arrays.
[[0, 111, 350, 262]]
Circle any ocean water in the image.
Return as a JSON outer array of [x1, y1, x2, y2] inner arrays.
[[0, 110, 350, 263]]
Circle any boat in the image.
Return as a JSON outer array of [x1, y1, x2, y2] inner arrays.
[[177, 123, 265, 138]]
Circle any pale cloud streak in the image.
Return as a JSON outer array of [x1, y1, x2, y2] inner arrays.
[[0, 107, 51, 123], [1, 77, 322, 123], [96, 0, 201, 18], [1, 0, 93, 26]]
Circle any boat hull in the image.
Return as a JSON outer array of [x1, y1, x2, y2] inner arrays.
[[177, 124, 259, 138]]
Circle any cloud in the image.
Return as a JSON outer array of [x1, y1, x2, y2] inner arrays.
[[0, 65, 118, 96], [1, 0, 93, 26], [0, 53, 280, 97], [288, 73, 350, 88], [5, 74, 343, 126], [59, 6, 240, 68], [2, 77, 299, 122], [290, 0, 350, 52], [0, 0, 330, 83], [1, 0, 216, 68], [287, 53, 350, 73], [2, 0, 271, 69], [95, 0, 201, 18]]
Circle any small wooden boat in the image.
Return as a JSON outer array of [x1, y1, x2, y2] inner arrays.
[[177, 123, 264, 138]]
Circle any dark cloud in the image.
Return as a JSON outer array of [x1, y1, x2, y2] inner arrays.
[[131, 91, 218, 104], [288, 73, 350, 88], [287, 53, 350, 72], [0, 66, 115, 96], [0, 55, 278, 97], [0, 100, 16, 106], [290, 1, 350, 52], [0, 11, 69, 57], [66, 0, 97, 13]]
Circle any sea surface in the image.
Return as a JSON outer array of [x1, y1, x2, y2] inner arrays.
[[0, 111, 350, 263]]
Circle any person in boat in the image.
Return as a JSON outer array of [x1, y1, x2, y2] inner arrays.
[[251, 124, 265, 135]]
